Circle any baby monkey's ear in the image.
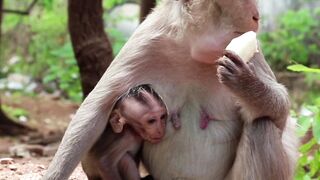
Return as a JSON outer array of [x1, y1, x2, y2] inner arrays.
[[109, 110, 126, 133]]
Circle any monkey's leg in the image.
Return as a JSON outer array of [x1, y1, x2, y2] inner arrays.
[[118, 153, 140, 180], [228, 117, 290, 180]]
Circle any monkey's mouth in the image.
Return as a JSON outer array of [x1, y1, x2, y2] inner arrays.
[[150, 137, 163, 144], [234, 31, 245, 36]]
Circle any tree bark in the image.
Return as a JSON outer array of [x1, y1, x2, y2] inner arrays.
[[0, 99, 34, 136], [68, 0, 113, 98], [140, 0, 156, 23], [2, 0, 38, 15]]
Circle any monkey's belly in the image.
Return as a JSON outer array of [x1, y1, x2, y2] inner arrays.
[[142, 109, 242, 180]]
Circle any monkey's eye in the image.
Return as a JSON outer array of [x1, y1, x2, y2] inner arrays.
[[161, 114, 167, 120], [147, 119, 156, 124]]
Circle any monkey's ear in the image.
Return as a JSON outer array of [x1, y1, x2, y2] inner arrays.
[[110, 112, 126, 133]]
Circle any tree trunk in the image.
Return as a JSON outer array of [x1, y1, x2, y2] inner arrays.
[[68, 0, 113, 98], [140, 0, 156, 23], [0, 99, 34, 136]]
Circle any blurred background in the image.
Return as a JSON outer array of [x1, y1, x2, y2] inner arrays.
[[0, 0, 319, 179]]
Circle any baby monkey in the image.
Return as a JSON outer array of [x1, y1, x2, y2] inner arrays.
[[82, 84, 167, 180]]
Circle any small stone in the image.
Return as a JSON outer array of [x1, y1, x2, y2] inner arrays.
[[8, 164, 18, 171], [37, 165, 45, 169], [20, 173, 42, 179], [16, 171, 23, 175], [0, 158, 14, 165], [19, 116, 28, 123]]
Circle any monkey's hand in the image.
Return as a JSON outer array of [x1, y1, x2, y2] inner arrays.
[[217, 50, 256, 90], [217, 50, 289, 130]]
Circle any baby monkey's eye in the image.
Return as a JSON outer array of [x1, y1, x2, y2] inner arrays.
[[161, 114, 167, 120], [147, 119, 156, 124]]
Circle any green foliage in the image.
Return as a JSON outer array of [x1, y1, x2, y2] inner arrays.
[[2, 0, 138, 102], [103, 0, 126, 9], [103, 0, 136, 55], [291, 66, 320, 180], [44, 43, 82, 102], [260, 8, 320, 70], [41, 0, 54, 10], [2, 15, 22, 32], [288, 65, 320, 73], [2, 105, 29, 120], [287, 64, 320, 88], [106, 27, 127, 55], [2, 0, 82, 102], [294, 102, 320, 180]]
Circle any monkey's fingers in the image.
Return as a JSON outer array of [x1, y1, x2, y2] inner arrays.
[[217, 58, 238, 74], [224, 50, 245, 67], [217, 65, 236, 84]]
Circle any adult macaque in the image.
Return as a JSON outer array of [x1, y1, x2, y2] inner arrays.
[[82, 84, 167, 180], [44, 0, 298, 180]]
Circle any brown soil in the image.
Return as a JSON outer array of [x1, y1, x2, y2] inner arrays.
[[0, 94, 87, 179]]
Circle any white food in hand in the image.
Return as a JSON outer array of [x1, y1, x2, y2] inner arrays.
[[226, 31, 258, 62]]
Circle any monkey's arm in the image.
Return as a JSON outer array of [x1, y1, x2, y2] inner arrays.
[[219, 50, 295, 180], [99, 154, 140, 180], [217, 50, 290, 130], [98, 129, 141, 180], [117, 153, 141, 180], [98, 151, 123, 180]]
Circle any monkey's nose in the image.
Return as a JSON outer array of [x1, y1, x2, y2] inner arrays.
[[157, 130, 164, 137], [252, 11, 260, 22]]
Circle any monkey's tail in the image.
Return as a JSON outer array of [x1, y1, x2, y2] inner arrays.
[[228, 117, 292, 180]]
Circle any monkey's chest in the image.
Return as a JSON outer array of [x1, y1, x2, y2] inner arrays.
[[142, 107, 241, 180], [153, 74, 240, 126], [142, 81, 242, 179], [138, 60, 243, 177]]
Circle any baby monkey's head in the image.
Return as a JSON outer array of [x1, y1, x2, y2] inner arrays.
[[110, 84, 167, 144]]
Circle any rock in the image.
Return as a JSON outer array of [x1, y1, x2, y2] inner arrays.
[[10, 145, 31, 158], [0, 158, 14, 165], [108, 3, 139, 38], [8, 73, 31, 85], [8, 56, 20, 65], [8, 164, 18, 171], [25, 82, 38, 93], [37, 165, 45, 170], [7, 73, 31, 90], [19, 116, 28, 123], [19, 173, 42, 180], [9, 144, 56, 158], [10, 144, 44, 158], [7, 81, 24, 90], [0, 79, 6, 89]]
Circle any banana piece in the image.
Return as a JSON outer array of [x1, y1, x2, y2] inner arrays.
[[226, 31, 258, 62]]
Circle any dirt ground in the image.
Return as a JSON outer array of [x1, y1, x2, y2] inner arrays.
[[0, 94, 88, 179], [0, 156, 87, 180]]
